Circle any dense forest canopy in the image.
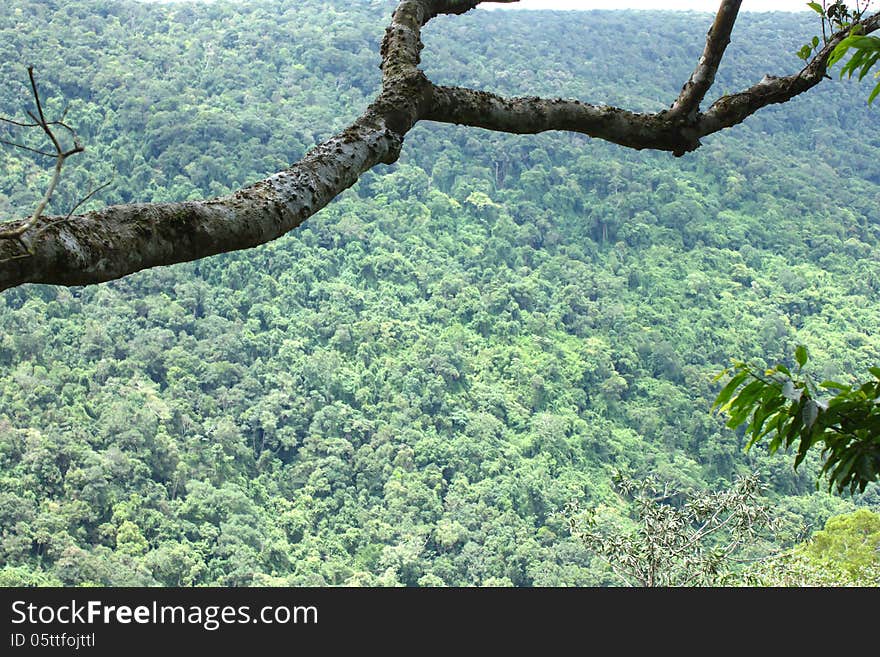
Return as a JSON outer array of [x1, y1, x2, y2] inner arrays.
[[0, 0, 878, 586]]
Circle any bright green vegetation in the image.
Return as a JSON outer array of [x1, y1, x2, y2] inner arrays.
[[744, 507, 880, 585], [830, 32, 880, 104], [804, 0, 880, 104], [0, 0, 878, 586]]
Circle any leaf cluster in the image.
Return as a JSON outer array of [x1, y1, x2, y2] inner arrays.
[[714, 346, 880, 494], [799, 2, 873, 61], [829, 31, 880, 103]]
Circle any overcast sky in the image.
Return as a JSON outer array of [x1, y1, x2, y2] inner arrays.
[[483, 1, 814, 11]]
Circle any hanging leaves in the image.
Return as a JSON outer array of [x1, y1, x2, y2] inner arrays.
[[828, 32, 880, 104], [713, 347, 880, 494]]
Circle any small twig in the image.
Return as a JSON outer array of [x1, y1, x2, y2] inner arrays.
[[0, 249, 34, 264], [822, 1, 828, 44], [28, 67, 58, 151], [0, 139, 57, 158], [46, 119, 79, 138], [3, 113, 78, 134], [18, 155, 65, 236], [62, 177, 114, 223], [0, 66, 85, 240], [7, 178, 114, 247], [0, 116, 41, 128]]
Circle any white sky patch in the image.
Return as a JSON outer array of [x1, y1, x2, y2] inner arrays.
[[482, 1, 816, 11]]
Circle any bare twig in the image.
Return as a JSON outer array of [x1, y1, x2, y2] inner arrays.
[[0, 116, 42, 128], [8, 178, 116, 254], [0, 66, 85, 242], [0, 139, 57, 158], [61, 178, 114, 223]]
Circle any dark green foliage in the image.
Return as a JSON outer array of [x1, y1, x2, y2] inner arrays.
[[714, 347, 880, 494], [0, 0, 878, 585]]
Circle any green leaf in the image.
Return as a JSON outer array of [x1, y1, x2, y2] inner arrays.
[[827, 451, 860, 492], [802, 399, 819, 431], [782, 399, 806, 448], [856, 52, 880, 81], [812, 36, 820, 48], [712, 369, 749, 410], [768, 428, 784, 453], [856, 454, 878, 488], [829, 40, 853, 68], [748, 394, 786, 437], [711, 368, 731, 383], [793, 428, 814, 469], [757, 408, 786, 440], [807, 2, 824, 14], [841, 36, 880, 52], [795, 345, 809, 368], [726, 380, 767, 416]]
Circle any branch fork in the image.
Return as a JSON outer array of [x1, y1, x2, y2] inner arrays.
[[1, 1, 877, 290]]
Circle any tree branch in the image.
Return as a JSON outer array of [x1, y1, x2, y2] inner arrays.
[[671, 0, 743, 120], [426, 0, 521, 18], [0, 1, 877, 291], [0, 67, 84, 245], [0, 116, 400, 287], [0, 4, 430, 288], [0, 139, 57, 158], [425, 86, 702, 153], [698, 11, 880, 135]]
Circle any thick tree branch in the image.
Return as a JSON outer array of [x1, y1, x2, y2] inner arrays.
[[425, 87, 702, 153], [425, 7, 879, 153], [671, 0, 743, 120], [0, 2, 431, 289], [0, 1, 877, 291], [426, 0, 520, 18], [698, 11, 880, 134], [0, 115, 399, 288]]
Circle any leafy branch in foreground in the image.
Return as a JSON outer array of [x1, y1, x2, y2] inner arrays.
[[803, 2, 880, 102], [828, 29, 880, 102], [799, 1, 871, 59], [567, 472, 775, 587], [713, 346, 880, 494]]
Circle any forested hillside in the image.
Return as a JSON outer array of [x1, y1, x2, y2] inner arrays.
[[0, 0, 878, 586]]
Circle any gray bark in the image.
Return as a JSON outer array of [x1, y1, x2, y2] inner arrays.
[[0, 0, 876, 291]]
